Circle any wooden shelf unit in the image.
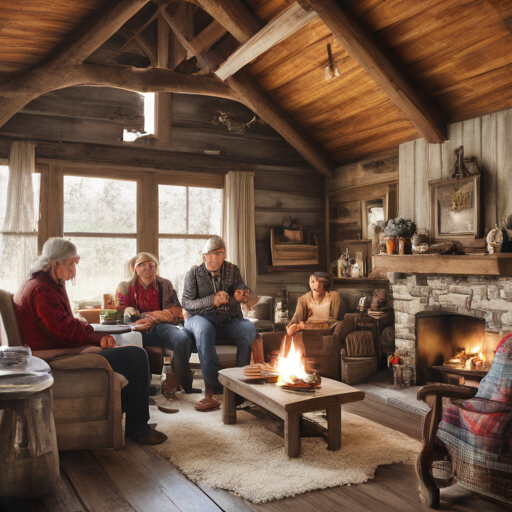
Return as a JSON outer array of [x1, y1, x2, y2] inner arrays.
[[373, 253, 512, 276]]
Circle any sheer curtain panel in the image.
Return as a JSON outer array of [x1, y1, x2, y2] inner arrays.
[[2, 142, 38, 287], [222, 171, 257, 291]]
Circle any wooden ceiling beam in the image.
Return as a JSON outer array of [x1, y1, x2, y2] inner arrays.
[[195, 0, 264, 44], [188, 21, 227, 58], [306, 0, 448, 143], [50, 0, 151, 67], [216, 3, 318, 81], [0, 64, 238, 130]]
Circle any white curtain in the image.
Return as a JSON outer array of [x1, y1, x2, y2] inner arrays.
[[222, 171, 257, 291], [2, 142, 38, 287]]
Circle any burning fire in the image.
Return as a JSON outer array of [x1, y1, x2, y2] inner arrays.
[[276, 340, 307, 385], [447, 346, 486, 369]]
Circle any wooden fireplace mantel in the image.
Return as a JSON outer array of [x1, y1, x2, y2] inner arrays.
[[372, 253, 512, 276]]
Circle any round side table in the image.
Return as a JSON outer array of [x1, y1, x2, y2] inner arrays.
[[0, 355, 59, 498]]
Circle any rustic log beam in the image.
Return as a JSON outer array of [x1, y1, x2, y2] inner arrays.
[[216, 3, 318, 81], [195, 0, 264, 44], [50, 0, 151, 67], [0, 139, 314, 174], [306, 0, 448, 143], [0, 64, 239, 129], [188, 21, 227, 58]]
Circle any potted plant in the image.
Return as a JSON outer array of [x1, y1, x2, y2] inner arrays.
[[384, 218, 417, 254]]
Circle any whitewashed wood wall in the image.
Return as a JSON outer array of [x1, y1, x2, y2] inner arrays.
[[399, 107, 512, 231]]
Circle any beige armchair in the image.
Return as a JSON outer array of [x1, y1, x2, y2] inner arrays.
[[0, 289, 124, 451]]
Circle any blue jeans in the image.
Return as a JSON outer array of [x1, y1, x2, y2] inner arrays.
[[185, 315, 257, 394], [142, 324, 195, 392]]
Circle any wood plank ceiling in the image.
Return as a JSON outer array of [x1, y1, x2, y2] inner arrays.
[[0, 0, 511, 172]]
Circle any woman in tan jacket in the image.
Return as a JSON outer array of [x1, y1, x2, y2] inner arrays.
[[287, 272, 341, 336]]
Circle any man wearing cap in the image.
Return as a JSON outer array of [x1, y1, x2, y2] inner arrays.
[[182, 236, 257, 411], [116, 252, 199, 394]]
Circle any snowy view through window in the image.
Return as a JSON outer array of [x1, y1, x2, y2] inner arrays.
[[158, 185, 222, 296], [64, 176, 137, 307]]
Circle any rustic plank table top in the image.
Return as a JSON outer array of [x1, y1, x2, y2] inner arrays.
[[218, 367, 365, 458]]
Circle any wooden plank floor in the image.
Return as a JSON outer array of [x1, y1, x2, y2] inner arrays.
[[0, 401, 506, 512]]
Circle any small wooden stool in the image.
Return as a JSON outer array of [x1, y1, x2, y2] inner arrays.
[[0, 356, 59, 498]]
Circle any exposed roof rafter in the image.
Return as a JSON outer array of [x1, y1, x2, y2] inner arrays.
[[215, 2, 318, 81]]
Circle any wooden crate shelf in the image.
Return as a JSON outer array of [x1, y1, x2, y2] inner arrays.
[[373, 253, 512, 276]]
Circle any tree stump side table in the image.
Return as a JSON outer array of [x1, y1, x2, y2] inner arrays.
[[0, 355, 59, 498]]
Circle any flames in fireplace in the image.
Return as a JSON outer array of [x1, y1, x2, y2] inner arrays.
[[446, 346, 486, 369]]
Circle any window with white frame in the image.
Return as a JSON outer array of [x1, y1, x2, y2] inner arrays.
[[63, 175, 137, 307], [158, 185, 222, 296], [0, 165, 40, 293]]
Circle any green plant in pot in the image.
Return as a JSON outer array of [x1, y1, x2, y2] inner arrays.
[[384, 218, 417, 254]]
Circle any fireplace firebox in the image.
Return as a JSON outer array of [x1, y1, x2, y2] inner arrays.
[[415, 311, 485, 385]]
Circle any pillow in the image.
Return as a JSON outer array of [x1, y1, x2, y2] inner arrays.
[[475, 334, 512, 403]]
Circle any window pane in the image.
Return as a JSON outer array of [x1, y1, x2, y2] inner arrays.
[[158, 238, 204, 297], [188, 187, 222, 235], [66, 237, 137, 308], [64, 176, 136, 233], [159, 185, 187, 234]]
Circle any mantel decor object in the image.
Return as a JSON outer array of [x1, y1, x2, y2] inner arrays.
[[384, 217, 416, 254], [429, 147, 481, 244]]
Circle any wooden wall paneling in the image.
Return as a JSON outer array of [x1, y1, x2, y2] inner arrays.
[[496, 108, 512, 225], [326, 153, 399, 193], [481, 112, 498, 228], [137, 172, 158, 256], [1, 114, 125, 147], [398, 140, 415, 218], [414, 138, 430, 229], [38, 163, 64, 252], [427, 142, 442, 182], [254, 189, 323, 212], [441, 121, 463, 179], [20, 88, 144, 129], [462, 116, 482, 163]]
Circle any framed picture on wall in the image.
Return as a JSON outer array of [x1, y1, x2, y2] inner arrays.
[[429, 174, 481, 242]]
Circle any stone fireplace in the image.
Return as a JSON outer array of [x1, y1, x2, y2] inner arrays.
[[390, 273, 507, 383]]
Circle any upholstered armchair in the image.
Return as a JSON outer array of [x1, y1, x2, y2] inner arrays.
[[416, 335, 512, 508], [0, 289, 124, 451]]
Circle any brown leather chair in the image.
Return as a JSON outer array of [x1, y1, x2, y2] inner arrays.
[[0, 289, 124, 451]]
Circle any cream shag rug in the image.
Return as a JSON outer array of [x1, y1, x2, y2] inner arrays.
[[149, 393, 421, 504]]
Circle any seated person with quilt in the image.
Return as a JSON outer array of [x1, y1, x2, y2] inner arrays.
[[116, 252, 199, 393], [182, 236, 256, 412], [14, 238, 166, 445]]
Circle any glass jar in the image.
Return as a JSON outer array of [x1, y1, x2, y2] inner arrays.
[[386, 236, 398, 254]]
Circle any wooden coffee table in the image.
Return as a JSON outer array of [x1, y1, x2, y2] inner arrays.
[[218, 367, 365, 458]]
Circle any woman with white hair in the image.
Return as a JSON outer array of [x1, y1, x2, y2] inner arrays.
[[116, 252, 199, 393], [14, 237, 167, 445]]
